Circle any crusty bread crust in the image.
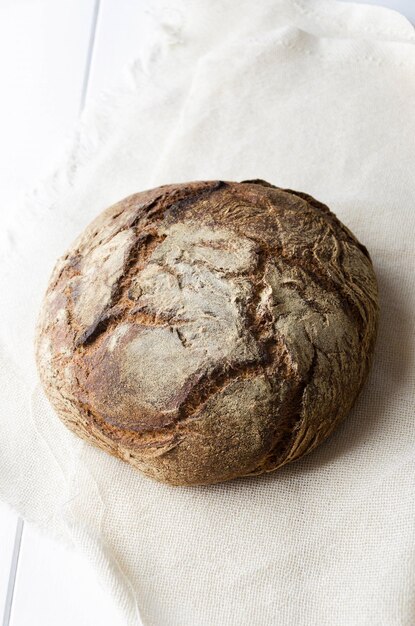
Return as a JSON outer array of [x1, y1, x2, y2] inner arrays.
[[35, 180, 379, 485]]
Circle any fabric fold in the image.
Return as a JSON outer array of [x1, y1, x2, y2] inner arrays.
[[0, 2, 414, 625]]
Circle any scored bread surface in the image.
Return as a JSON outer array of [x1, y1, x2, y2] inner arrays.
[[35, 180, 379, 485]]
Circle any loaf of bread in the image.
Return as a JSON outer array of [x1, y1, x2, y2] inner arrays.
[[35, 180, 379, 485]]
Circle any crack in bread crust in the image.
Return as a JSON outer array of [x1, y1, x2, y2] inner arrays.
[[35, 179, 379, 485]]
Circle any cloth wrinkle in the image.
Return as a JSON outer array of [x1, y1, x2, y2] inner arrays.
[[1, 2, 414, 624]]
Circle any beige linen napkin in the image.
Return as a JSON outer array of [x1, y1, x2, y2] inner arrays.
[[1, 1, 414, 624]]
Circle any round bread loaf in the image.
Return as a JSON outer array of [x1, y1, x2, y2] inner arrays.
[[35, 180, 379, 486]]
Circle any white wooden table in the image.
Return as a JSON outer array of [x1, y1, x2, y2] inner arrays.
[[0, 1, 413, 624]]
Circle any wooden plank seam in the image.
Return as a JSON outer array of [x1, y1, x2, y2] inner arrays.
[[1, 2, 101, 624]]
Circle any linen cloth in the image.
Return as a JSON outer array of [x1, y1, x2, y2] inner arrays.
[[1, 1, 415, 624]]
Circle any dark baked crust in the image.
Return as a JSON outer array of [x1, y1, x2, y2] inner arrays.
[[35, 180, 379, 485]]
